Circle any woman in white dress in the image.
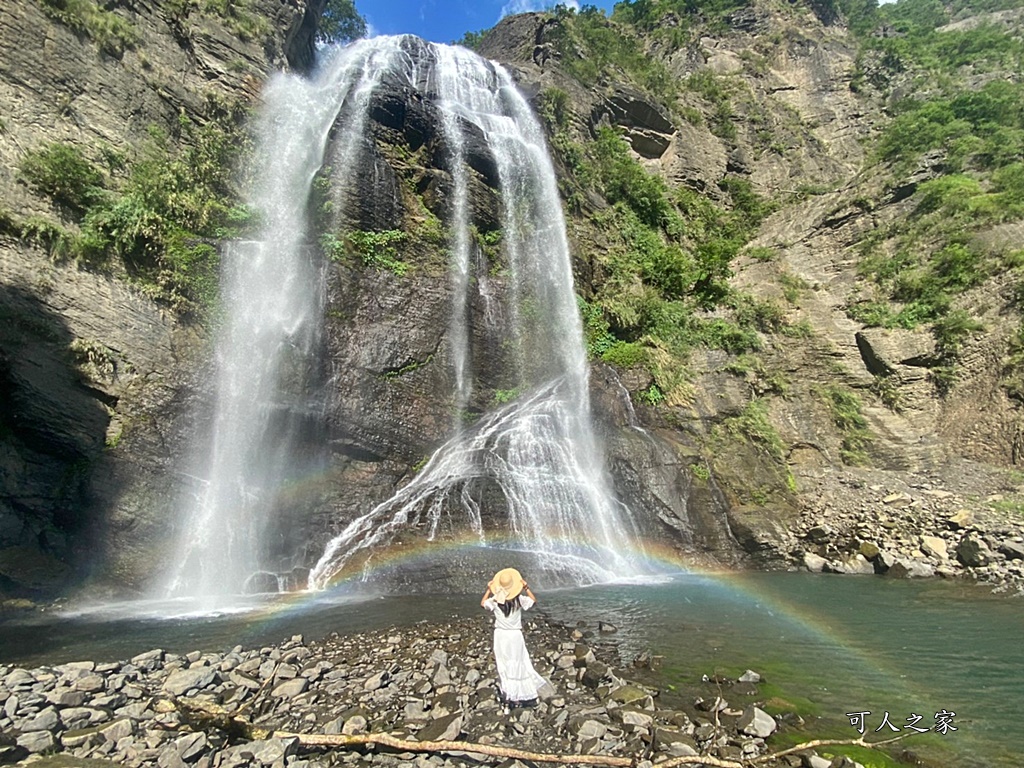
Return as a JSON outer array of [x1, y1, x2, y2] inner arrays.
[[480, 567, 549, 712]]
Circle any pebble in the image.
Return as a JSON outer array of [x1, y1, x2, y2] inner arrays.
[[0, 613, 798, 768]]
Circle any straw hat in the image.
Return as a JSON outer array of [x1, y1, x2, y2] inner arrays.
[[489, 567, 525, 603]]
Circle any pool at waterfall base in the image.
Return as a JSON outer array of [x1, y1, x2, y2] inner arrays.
[[2, 571, 1020, 768]]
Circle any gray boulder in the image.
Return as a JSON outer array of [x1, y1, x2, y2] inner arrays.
[[803, 552, 827, 573], [17, 730, 56, 754], [163, 666, 216, 696], [920, 535, 948, 560], [998, 540, 1024, 561], [738, 706, 777, 738], [272, 677, 309, 698], [415, 712, 463, 742], [23, 706, 60, 732], [886, 558, 934, 578], [957, 534, 992, 567]]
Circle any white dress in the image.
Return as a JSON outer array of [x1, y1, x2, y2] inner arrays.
[[483, 595, 549, 703]]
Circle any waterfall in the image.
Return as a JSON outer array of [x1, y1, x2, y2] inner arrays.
[[159, 35, 644, 598], [309, 40, 643, 589], [162, 41, 405, 598]]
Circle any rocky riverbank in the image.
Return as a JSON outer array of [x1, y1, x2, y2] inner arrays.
[[782, 465, 1024, 594], [0, 610, 889, 768]]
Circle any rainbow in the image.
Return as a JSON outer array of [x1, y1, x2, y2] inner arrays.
[[308, 533, 713, 590]]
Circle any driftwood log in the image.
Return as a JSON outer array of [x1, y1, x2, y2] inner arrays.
[[158, 695, 916, 768]]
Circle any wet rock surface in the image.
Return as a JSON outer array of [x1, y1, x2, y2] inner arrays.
[[0, 0, 323, 597], [0, 613, 829, 768]]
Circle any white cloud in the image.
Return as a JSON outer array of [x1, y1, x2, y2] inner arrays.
[[499, 0, 579, 21]]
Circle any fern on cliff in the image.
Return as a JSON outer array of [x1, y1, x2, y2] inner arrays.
[[19, 143, 105, 213], [36, 0, 137, 56]]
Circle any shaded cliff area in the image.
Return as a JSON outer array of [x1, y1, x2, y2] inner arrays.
[[2, 0, 1024, 600], [0, 0, 327, 596]]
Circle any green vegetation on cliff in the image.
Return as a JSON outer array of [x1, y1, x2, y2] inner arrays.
[[37, 0, 137, 56], [839, 0, 1024, 394], [16, 109, 254, 314], [521, 0, 1022, 481], [540, 102, 796, 403], [322, 229, 411, 276]]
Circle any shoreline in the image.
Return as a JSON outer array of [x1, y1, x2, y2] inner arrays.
[[777, 465, 1024, 595], [0, 609, 940, 768]]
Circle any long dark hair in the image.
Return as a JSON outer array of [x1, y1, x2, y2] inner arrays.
[[498, 595, 521, 617]]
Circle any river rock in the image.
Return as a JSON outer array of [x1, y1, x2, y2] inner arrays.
[[59, 706, 101, 730], [416, 712, 463, 742], [803, 552, 827, 573], [582, 661, 610, 688], [858, 541, 880, 560], [886, 558, 934, 578], [98, 717, 135, 743], [920, 535, 948, 560], [364, 670, 389, 691], [272, 677, 309, 698], [957, 534, 992, 567], [274, 662, 298, 680], [248, 737, 299, 765], [576, 719, 608, 740], [874, 549, 897, 573], [883, 492, 912, 507], [174, 731, 208, 761], [4, 669, 35, 688], [23, 705, 60, 732], [738, 706, 777, 738], [617, 709, 652, 729], [836, 554, 874, 574], [947, 510, 975, 530], [17, 729, 56, 753], [163, 666, 216, 696], [341, 715, 367, 735], [73, 673, 106, 693], [609, 684, 649, 706], [131, 649, 165, 671], [694, 694, 723, 713], [48, 687, 88, 707], [998, 540, 1024, 560], [739, 670, 761, 683]]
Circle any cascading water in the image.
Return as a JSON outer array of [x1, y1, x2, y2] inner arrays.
[[162, 41, 406, 598], [309, 40, 645, 589]]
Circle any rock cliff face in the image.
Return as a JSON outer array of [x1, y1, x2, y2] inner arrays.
[[3, 0, 1023, 599], [0, 0, 324, 595], [473, 4, 1024, 586]]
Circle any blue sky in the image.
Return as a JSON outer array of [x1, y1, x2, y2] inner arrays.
[[357, 0, 618, 44]]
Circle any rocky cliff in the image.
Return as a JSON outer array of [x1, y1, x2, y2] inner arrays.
[[3, 0, 1023, 600], [0, 0, 325, 596], [472, 0, 1024, 587]]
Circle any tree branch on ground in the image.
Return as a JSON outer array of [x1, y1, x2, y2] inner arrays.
[[158, 695, 919, 768]]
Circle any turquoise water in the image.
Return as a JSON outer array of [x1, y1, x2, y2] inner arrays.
[[546, 573, 1023, 767], [2, 573, 1020, 766]]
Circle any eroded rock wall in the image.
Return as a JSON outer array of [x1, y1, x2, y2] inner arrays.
[[0, 0, 323, 595]]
